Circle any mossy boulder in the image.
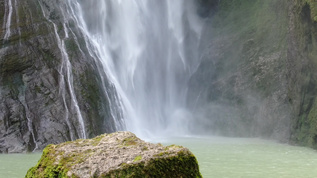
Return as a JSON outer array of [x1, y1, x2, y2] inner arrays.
[[25, 131, 202, 178]]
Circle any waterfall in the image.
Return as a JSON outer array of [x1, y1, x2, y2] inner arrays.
[[3, 0, 13, 40], [69, 0, 203, 138]]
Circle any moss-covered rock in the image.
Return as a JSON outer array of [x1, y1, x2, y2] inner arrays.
[[301, 0, 317, 22], [287, 0, 317, 148], [25, 131, 202, 178]]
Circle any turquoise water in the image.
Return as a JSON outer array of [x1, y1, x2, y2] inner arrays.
[[2, 137, 317, 177], [0, 153, 41, 178], [161, 137, 317, 178]]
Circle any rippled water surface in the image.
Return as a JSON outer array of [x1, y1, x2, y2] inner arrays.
[[160, 137, 317, 178], [2, 137, 317, 177]]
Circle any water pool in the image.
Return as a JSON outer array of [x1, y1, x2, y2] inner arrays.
[[1, 137, 317, 177], [161, 137, 317, 178]]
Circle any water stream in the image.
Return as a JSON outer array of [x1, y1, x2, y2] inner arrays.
[[3, 0, 12, 40]]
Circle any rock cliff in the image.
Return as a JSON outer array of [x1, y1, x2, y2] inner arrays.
[[26, 131, 202, 178], [189, 0, 291, 139], [189, 0, 317, 148], [0, 0, 123, 153]]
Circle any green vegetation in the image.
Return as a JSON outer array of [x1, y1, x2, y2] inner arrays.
[[121, 136, 138, 146], [25, 142, 96, 178], [103, 152, 202, 178], [133, 155, 142, 162], [26, 145, 70, 178], [91, 134, 104, 146], [304, 0, 317, 21], [288, 0, 317, 148]]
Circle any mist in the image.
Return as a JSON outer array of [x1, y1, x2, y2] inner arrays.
[[187, 0, 292, 141], [76, 0, 294, 141]]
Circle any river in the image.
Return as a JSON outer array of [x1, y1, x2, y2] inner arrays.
[[1, 137, 317, 177]]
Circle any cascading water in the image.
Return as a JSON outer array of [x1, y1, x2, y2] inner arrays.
[[3, 0, 13, 40], [69, 0, 203, 138], [39, 2, 87, 140]]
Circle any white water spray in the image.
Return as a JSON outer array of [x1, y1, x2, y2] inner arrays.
[[3, 0, 13, 40], [70, 0, 203, 139], [66, 0, 126, 131]]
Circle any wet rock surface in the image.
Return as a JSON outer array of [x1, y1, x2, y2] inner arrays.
[[0, 0, 121, 153]]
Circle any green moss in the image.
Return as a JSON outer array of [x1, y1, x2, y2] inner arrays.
[[301, 99, 317, 148], [101, 151, 202, 178], [91, 135, 104, 146], [154, 151, 170, 157], [121, 136, 138, 146], [304, 0, 317, 22], [25, 144, 90, 178], [133, 155, 142, 162], [25, 144, 70, 178]]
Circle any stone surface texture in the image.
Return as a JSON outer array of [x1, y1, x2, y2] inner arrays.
[[0, 0, 122, 153], [26, 131, 202, 178]]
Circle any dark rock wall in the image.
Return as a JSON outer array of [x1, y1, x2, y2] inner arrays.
[[288, 0, 317, 148], [189, 0, 317, 148], [0, 0, 121, 153]]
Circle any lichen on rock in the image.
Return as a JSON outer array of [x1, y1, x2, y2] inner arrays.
[[25, 131, 202, 178]]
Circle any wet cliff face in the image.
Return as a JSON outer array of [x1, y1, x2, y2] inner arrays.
[[189, 0, 317, 148], [288, 0, 317, 148], [0, 0, 121, 153]]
